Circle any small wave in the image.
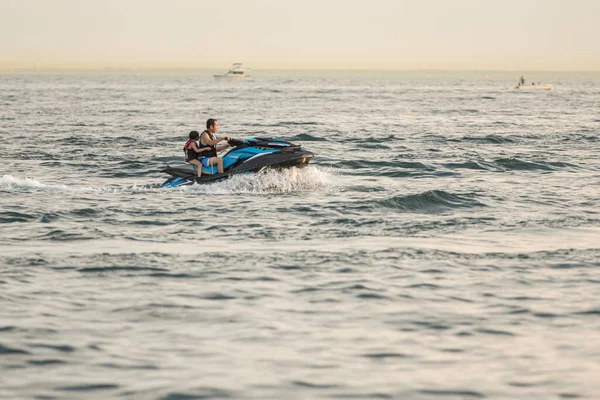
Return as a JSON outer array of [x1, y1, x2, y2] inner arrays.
[[455, 135, 515, 144], [344, 185, 388, 193], [37, 229, 93, 241], [246, 121, 321, 127], [438, 108, 480, 115], [57, 384, 120, 392], [361, 352, 412, 359], [56, 136, 91, 145], [289, 133, 328, 141], [78, 266, 169, 273], [394, 161, 435, 170], [280, 121, 319, 125], [574, 308, 600, 316], [561, 133, 600, 143], [0, 175, 100, 193], [0, 211, 37, 224], [475, 328, 516, 336], [0, 174, 161, 195], [28, 359, 67, 365], [442, 160, 505, 172], [29, 343, 76, 353], [292, 380, 340, 389], [494, 158, 579, 171], [442, 161, 488, 171], [0, 343, 30, 355], [336, 160, 435, 170], [376, 190, 485, 213], [353, 143, 391, 150], [161, 388, 235, 399], [96, 136, 138, 145], [419, 389, 485, 398], [357, 134, 399, 144]]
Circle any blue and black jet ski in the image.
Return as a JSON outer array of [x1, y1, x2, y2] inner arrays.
[[160, 137, 313, 188]]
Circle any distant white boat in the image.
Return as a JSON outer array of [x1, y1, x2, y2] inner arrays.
[[214, 63, 252, 80], [515, 76, 553, 90], [515, 83, 553, 91]]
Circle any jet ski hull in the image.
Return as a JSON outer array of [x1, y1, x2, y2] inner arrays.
[[160, 138, 313, 188]]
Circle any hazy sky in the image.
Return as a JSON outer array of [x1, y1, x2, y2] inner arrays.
[[1, 0, 599, 70]]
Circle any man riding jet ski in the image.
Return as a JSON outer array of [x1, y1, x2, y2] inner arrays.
[[160, 137, 314, 188]]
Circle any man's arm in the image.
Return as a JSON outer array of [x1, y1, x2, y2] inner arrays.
[[199, 132, 212, 146], [201, 132, 230, 146], [191, 142, 210, 153]]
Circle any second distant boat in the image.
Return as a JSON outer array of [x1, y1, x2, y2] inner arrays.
[[214, 63, 252, 81], [516, 84, 553, 91], [515, 75, 553, 90]]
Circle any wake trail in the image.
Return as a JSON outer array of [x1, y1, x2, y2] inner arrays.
[[1, 166, 338, 195]]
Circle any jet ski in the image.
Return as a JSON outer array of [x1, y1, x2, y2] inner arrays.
[[160, 137, 313, 188]]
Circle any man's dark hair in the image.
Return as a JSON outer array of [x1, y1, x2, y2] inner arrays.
[[189, 130, 200, 140], [206, 118, 217, 129]]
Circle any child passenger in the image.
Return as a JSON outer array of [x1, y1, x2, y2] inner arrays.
[[183, 130, 210, 177]]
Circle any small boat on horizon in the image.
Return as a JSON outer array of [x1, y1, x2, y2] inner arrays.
[[213, 63, 252, 80]]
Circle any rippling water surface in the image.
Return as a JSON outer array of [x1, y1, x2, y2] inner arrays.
[[1, 72, 599, 399]]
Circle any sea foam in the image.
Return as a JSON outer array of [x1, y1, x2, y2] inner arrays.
[[0, 166, 336, 196]]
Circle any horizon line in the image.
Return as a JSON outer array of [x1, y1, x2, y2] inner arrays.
[[2, 66, 600, 73]]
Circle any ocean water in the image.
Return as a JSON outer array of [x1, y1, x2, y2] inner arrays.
[[1, 72, 599, 400]]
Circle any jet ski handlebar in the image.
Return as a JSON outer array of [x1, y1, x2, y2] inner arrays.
[[227, 138, 245, 147], [227, 137, 300, 150]]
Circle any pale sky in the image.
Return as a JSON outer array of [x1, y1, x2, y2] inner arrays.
[[1, 0, 599, 70]]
